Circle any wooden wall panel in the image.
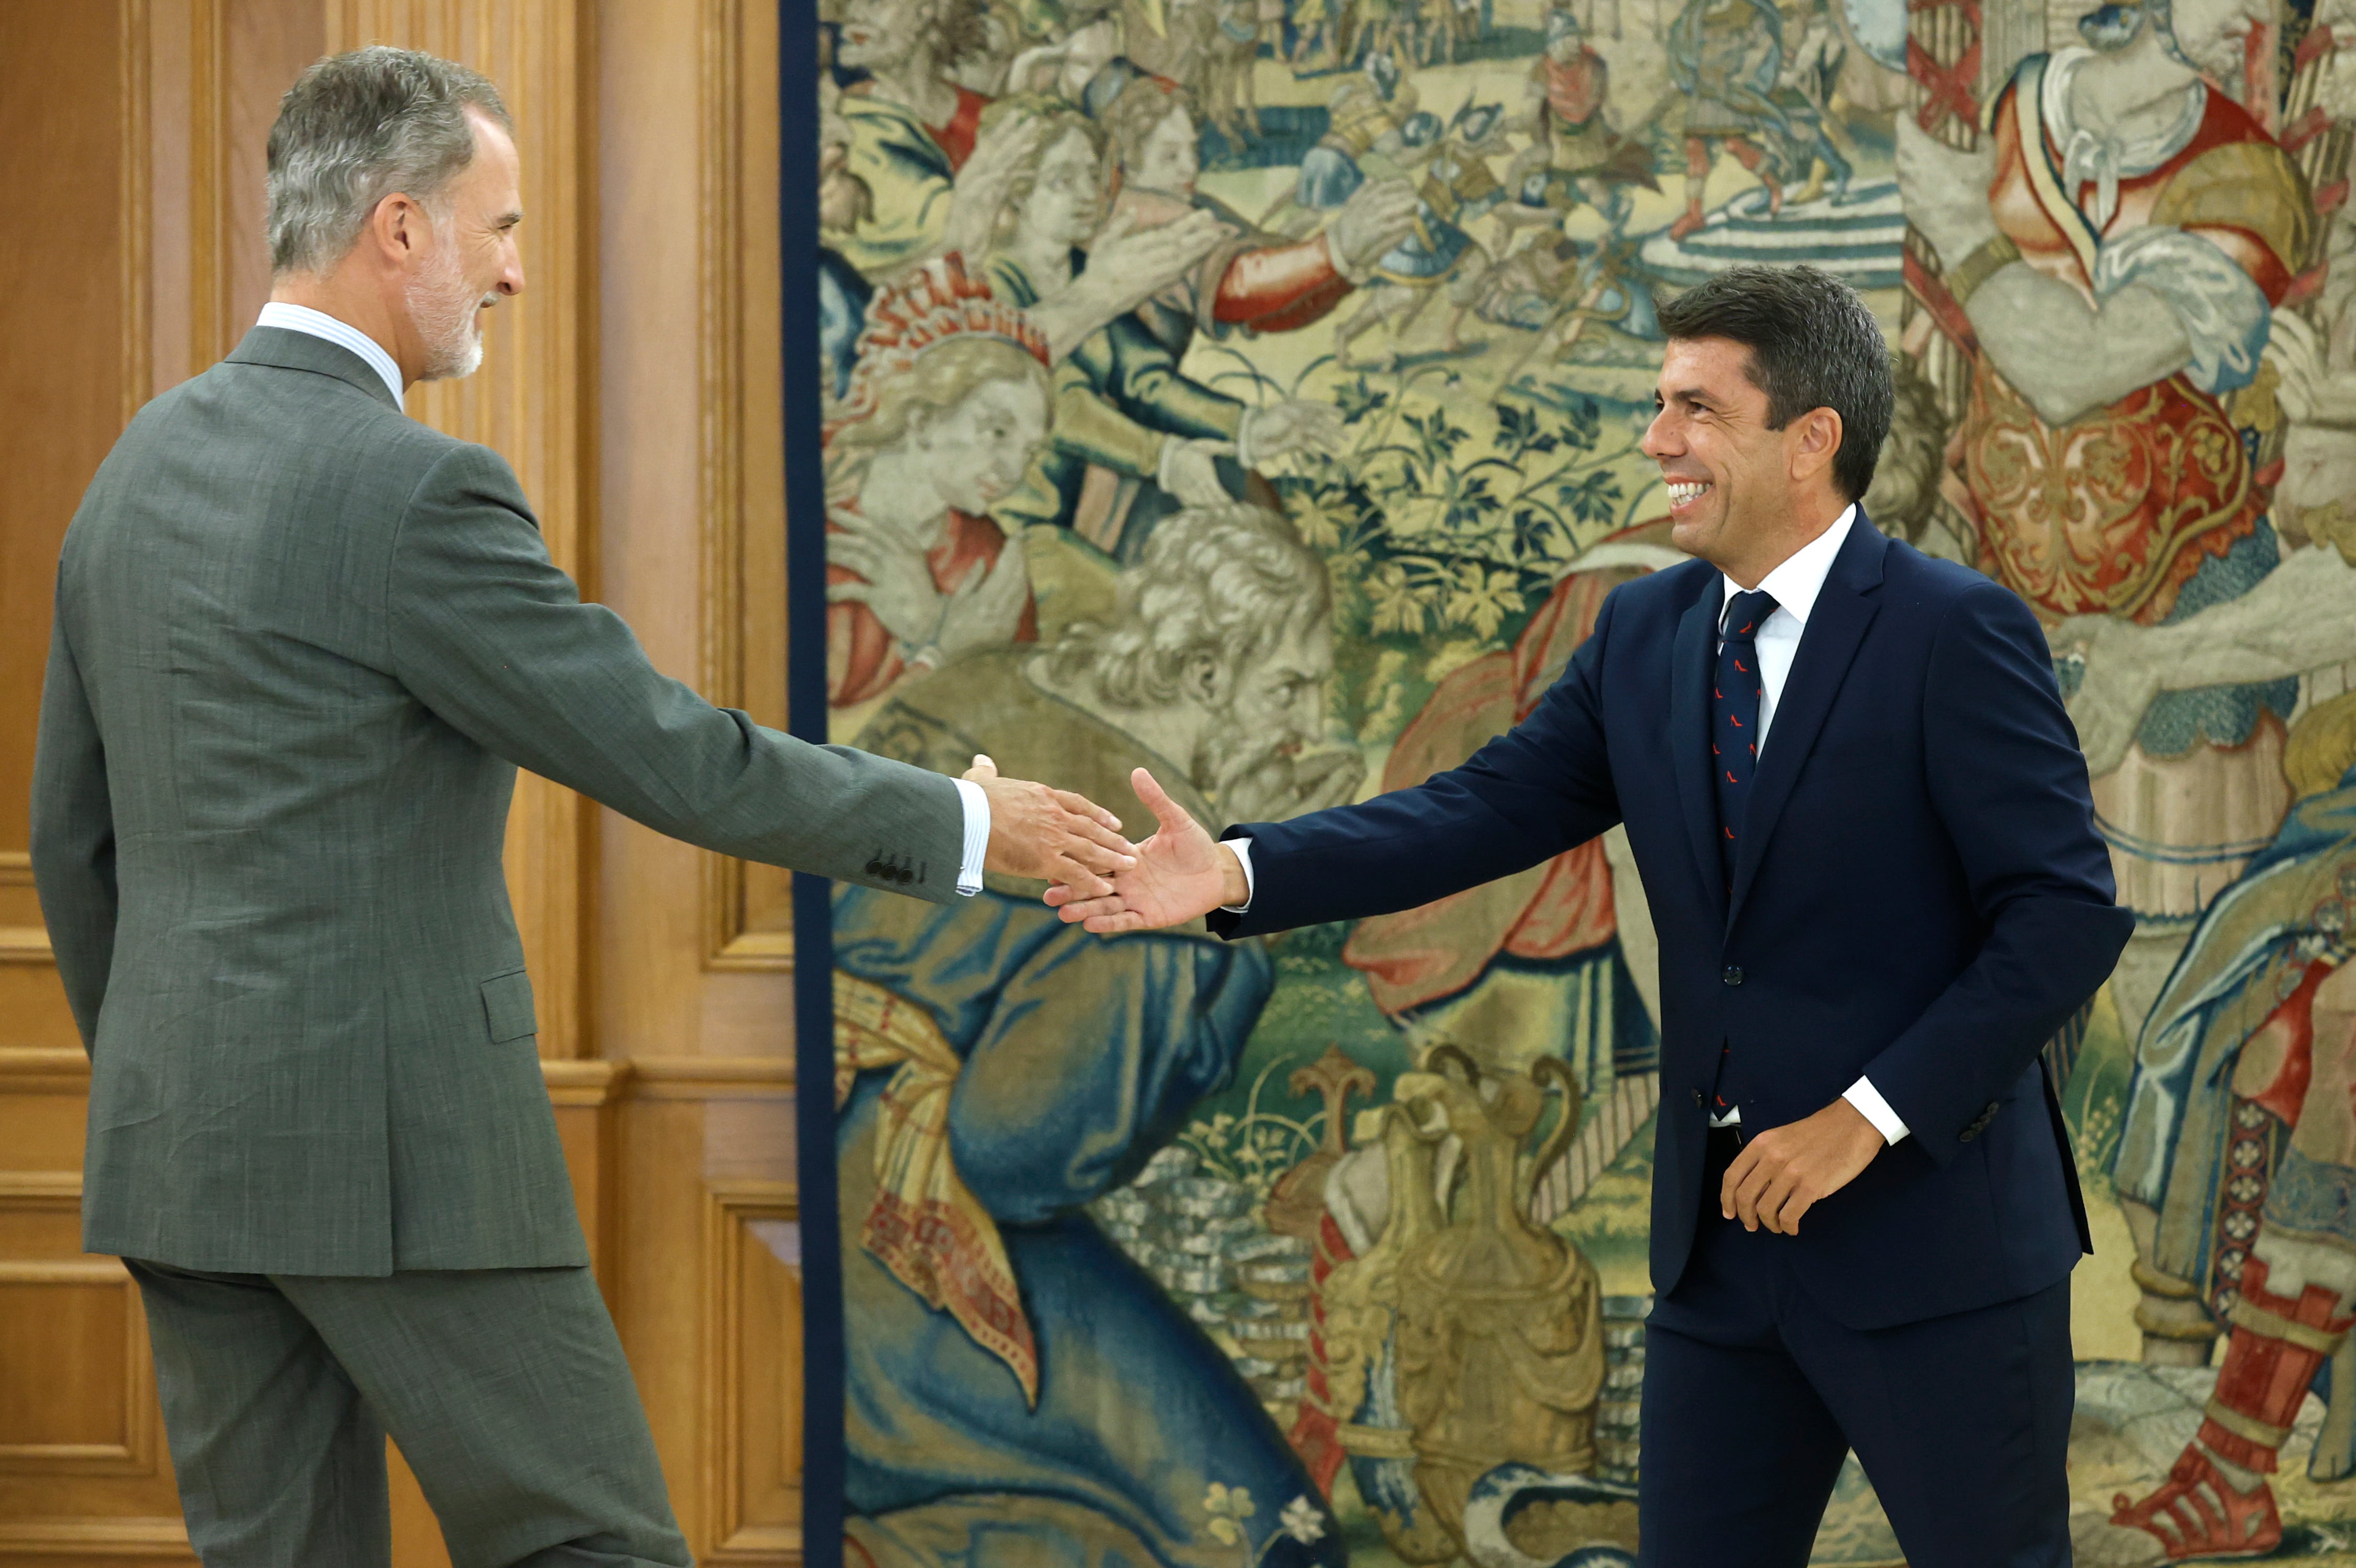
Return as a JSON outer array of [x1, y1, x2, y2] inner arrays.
[[614, 1064, 801, 1562], [0, 1062, 188, 1560], [328, 0, 596, 1061], [0, 0, 139, 967], [0, 4, 192, 1548], [4, 2, 813, 1561], [595, 0, 796, 1047], [703, 1182, 804, 1563]]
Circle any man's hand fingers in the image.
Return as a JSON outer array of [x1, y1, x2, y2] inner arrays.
[[1730, 1150, 1779, 1231], [1052, 892, 1130, 923], [1056, 831, 1136, 875], [1050, 856, 1114, 899], [1062, 811, 1137, 861], [965, 754, 999, 782], [1776, 1187, 1816, 1235], [1757, 1168, 1801, 1234], [1051, 788, 1127, 833], [1720, 1144, 1757, 1219], [1083, 909, 1151, 934], [825, 582, 875, 603]]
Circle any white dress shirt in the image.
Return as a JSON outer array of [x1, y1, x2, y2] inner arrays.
[[1230, 503, 1908, 1143], [252, 304, 994, 896], [256, 302, 407, 407], [1705, 506, 1908, 1144]]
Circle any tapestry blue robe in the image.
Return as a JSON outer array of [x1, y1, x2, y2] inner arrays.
[[835, 654, 1345, 1568]]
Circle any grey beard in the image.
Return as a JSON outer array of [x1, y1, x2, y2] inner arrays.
[[1197, 724, 1304, 825], [407, 249, 484, 383], [1197, 724, 1364, 824]]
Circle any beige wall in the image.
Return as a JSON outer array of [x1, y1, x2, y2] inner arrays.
[[0, 4, 808, 1561]]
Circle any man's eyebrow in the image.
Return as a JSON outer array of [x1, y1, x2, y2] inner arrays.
[[1656, 385, 1715, 409], [495, 209, 525, 226]]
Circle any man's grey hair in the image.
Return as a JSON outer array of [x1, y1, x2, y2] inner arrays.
[[1049, 503, 1329, 707], [266, 47, 510, 276]]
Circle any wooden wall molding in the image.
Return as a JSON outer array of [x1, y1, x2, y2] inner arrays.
[[0, 1050, 92, 1093], [328, 0, 596, 1058], [699, 1178, 802, 1564], [118, 0, 154, 430], [0, 1518, 193, 1559], [0, 1171, 158, 1480], [628, 1057, 795, 1100], [699, 0, 800, 974]]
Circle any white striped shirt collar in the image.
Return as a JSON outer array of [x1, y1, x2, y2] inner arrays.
[[254, 302, 406, 409]]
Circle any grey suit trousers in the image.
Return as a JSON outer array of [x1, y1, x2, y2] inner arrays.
[[126, 1260, 692, 1568]]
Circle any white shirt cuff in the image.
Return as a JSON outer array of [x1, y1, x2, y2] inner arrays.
[[1221, 836, 1255, 911], [952, 778, 990, 896], [1843, 1076, 1910, 1145]]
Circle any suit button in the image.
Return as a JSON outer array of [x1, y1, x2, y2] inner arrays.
[[1984, 1101, 2000, 1120], [1690, 1088, 1704, 1108], [1722, 966, 1743, 986]]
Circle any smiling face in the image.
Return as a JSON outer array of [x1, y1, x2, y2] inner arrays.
[[1131, 106, 1201, 197], [912, 375, 1050, 513], [1018, 126, 1108, 249], [1643, 335, 1845, 579], [403, 110, 525, 382]]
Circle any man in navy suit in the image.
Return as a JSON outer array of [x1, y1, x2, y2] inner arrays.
[[1051, 265, 2131, 1565]]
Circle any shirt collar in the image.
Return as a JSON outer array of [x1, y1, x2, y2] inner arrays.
[[1720, 503, 1856, 632], [254, 302, 406, 409]]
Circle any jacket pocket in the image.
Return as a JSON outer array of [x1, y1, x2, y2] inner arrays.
[[479, 969, 538, 1043]]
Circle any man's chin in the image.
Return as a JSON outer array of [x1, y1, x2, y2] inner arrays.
[[419, 335, 485, 385], [1667, 512, 1718, 559]]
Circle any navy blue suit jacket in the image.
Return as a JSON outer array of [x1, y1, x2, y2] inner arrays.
[[1209, 516, 2132, 1328]]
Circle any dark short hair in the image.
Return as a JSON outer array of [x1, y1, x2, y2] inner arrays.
[[1655, 265, 1893, 505]]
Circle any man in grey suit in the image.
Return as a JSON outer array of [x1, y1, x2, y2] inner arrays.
[[28, 47, 1135, 1568]]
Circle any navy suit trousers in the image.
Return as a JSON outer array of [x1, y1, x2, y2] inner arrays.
[[1635, 1137, 2074, 1568]]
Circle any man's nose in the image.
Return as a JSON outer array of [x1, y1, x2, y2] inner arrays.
[[499, 242, 526, 298], [1640, 409, 1677, 460]]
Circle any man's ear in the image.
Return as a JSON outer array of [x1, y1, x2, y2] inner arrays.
[[369, 193, 428, 269], [1790, 406, 1844, 486]]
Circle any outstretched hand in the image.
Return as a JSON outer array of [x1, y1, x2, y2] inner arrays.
[[1045, 768, 1247, 932], [965, 755, 1136, 899]]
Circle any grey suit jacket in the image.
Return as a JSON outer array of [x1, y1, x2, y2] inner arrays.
[[30, 327, 964, 1275]]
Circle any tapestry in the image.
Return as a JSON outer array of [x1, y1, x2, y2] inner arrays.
[[795, 0, 2356, 1554]]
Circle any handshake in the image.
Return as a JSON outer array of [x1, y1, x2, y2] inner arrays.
[[967, 758, 1247, 933]]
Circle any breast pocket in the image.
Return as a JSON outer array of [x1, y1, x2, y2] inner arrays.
[[479, 969, 538, 1044]]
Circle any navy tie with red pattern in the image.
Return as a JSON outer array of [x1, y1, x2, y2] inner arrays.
[[1713, 588, 1779, 882]]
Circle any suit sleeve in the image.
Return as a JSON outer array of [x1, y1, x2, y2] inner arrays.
[[1209, 584, 1623, 938], [387, 443, 966, 901], [28, 596, 117, 1055], [1860, 581, 2134, 1162]]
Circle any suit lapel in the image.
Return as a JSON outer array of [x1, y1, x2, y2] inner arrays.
[[1668, 584, 1728, 913], [1725, 518, 1889, 928]]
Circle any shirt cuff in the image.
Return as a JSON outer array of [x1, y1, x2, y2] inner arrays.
[[1844, 1076, 1910, 1145], [1221, 836, 1255, 912], [952, 778, 990, 896]]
